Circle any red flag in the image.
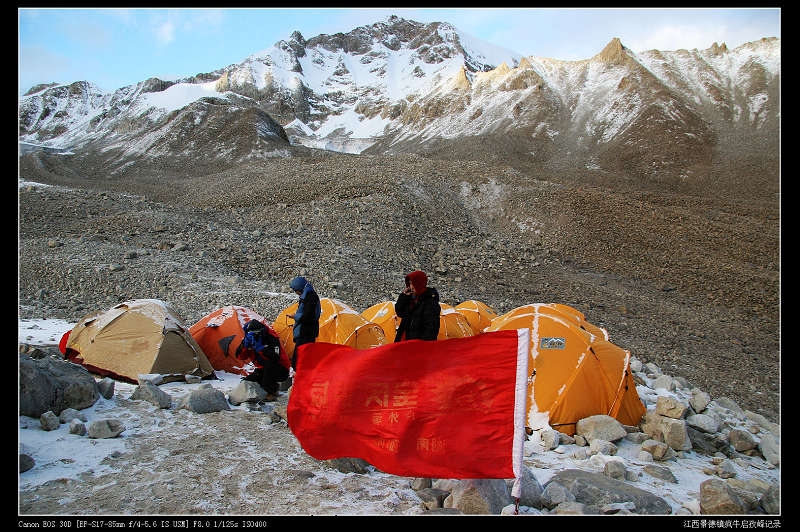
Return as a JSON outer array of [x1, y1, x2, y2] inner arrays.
[[287, 329, 529, 480]]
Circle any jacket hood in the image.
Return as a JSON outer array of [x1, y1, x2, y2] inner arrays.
[[290, 276, 308, 291], [405, 270, 429, 294]]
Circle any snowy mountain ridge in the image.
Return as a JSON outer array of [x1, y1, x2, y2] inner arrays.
[[18, 16, 779, 184]]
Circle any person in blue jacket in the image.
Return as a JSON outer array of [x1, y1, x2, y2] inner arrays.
[[288, 275, 321, 370], [238, 319, 289, 400]]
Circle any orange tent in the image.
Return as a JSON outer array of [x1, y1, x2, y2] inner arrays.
[[486, 303, 645, 435], [361, 300, 400, 342], [454, 300, 498, 334], [274, 298, 389, 355], [189, 305, 289, 376], [541, 303, 609, 341], [361, 301, 474, 341], [439, 303, 475, 340]]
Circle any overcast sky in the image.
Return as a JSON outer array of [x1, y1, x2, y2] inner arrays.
[[18, 7, 781, 96]]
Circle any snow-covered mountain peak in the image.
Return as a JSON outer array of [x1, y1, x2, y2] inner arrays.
[[19, 17, 778, 185]]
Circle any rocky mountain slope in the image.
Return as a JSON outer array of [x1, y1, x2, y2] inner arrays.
[[18, 150, 780, 424]]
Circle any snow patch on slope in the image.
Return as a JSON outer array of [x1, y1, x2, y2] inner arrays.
[[139, 81, 230, 113]]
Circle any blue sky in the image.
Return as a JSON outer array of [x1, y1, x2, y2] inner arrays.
[[18, 7, 780, 96]]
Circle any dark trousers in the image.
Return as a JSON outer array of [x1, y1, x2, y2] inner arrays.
[[291, 337, 316, 370], [246, 359, 290, 395]]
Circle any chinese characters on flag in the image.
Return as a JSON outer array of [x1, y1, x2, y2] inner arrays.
[[287, 329, 529, 480]]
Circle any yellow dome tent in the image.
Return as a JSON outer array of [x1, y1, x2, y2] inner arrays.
[[486, 303, 645, 436], [541, 302, 609, 341], [439, 303, 475, 340], [274, 297, 389, 355], [361, 301, 474, 341], [361, 300, 400, 342], [454, 299, 498, 334]]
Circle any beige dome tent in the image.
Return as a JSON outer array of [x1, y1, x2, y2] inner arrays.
[[486, 303, 645, 436], [64, 299, 215, 384]]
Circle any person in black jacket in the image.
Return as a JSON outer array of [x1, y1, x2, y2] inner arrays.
[[288, 275, 321, 370], [394, 270, 440, 342]]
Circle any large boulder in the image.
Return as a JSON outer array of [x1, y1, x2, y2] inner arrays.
[[176, 384, 230, 413], [19, 354, 100, 417], [443, 479, 510, 514], [546, 469, 672, 515]]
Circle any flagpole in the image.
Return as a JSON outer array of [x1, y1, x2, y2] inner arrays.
[[511, 327, 530, 512]]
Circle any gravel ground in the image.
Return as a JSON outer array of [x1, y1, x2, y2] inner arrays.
[[17, 151, 780, 424], [18, 385, 430, 516]]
